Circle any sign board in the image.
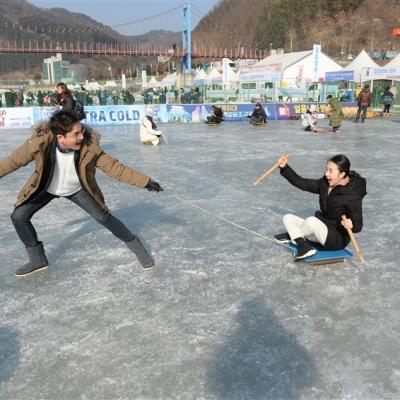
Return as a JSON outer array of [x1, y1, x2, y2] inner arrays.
[[312, 44, 321, 82], [222, 58, 229, 85], [361, 66, 400, 81], [325, 70, 355, 81], [239, 63, 281, 82]]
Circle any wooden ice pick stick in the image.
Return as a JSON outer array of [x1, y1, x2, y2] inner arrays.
[[341, 215, 365, 265], [253, 154, 289, 186]]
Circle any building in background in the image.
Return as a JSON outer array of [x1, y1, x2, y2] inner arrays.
[[42, 53, 71, 84]]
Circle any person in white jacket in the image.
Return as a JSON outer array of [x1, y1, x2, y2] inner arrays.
[[301, 105, 325, 133], [140, 111, 162, 145]]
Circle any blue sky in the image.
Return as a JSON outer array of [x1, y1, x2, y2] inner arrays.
[[28, 0, 221, 36]]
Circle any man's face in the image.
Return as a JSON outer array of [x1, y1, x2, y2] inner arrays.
[[57, 122, 84, 151]]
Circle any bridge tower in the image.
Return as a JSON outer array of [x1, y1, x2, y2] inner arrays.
[[182, 3, 192, 74]]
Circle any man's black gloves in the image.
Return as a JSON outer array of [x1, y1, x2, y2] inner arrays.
[[145, 179, 163, 192]]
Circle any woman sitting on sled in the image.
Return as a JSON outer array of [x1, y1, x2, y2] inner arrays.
[[274, 154, 366, 261]]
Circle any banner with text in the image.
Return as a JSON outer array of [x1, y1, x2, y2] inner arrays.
[[0, 102, 358, 129], [0, 107, 34, 129]]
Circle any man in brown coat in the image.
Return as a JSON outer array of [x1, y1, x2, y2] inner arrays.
[[0, 110, 163, 277], [355, 83, 372, 123]]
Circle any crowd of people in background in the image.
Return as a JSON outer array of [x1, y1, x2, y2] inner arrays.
[[1, 87, 141, 108], [0, 84, 398, 119]]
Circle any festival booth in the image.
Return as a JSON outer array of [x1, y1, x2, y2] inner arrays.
[[161, 72, 177, 89], [322, 50, 380, 103], [203, 68, 225, 102], [344, 50, 385, 106], [359, 65, 400, 107], [85, 80, 102, 92], [344, 50, 379, 85], [323, 70, 354, 101], [204, 66, 240, 102], [147, 76, 163, 89], [239, 59, 282, 102], [240, 49, 342, 102], [385, 53, 400, 68], [104, 80, 117, 88], [193, 69, 208, 87]]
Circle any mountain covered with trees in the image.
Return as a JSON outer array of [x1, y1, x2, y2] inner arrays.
[[0, 0, 178, 78], [193, 0, 400, 57], [0, 0, 398, 79]]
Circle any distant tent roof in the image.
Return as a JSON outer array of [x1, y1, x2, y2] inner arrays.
[[206, 68, 222, 83], [385, 52, 400, 67], [194, 69, 207, 79], [255, 51, 312, 70], [344, 49, 379, 80], [86, 81, 101, 91], [148, 76, 162, 87], [105, 80, 117, 87], [194, 69, 208, 85], [161, 72, 177, 87]]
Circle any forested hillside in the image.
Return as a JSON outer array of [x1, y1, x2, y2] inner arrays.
[[1, 0, 399, 78], [0, 0, 178, 78], [193, 0, 400, 57]]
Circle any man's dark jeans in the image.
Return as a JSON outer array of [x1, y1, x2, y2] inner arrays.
[[10, 189, 135, 247], [355, 105, 368, 122]]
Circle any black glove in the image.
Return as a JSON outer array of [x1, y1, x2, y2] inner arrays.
[[145, 179, 163, 192]]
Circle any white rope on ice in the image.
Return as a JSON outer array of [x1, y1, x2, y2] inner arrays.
[[169, 193, 294, 252]]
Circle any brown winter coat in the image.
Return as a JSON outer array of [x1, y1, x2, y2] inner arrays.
[[357, 89, 372, 107], [0, 123, 150, 209]]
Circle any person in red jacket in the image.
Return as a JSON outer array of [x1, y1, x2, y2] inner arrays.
[[355, 83, 372, 123], [274, 154, 367, 261]]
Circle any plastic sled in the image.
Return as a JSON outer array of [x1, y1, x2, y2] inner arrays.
[[251, 121, 266, 126], [286, 242, 352, 265]]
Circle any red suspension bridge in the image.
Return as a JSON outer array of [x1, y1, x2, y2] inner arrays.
[[0, 40, 267, 60]]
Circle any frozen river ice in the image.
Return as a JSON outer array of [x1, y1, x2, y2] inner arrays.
[[0, 117, 399, 399]]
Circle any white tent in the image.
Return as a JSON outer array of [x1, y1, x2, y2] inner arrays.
[[105, 80, 117, 88], [161, 72, 177, 88], [248, 50, 341, 87], [148, 76, 163, 88], [86, 81, 102, 91], [206, 68, 222, 84], [345, 49, 379, 82], [385, 53, 400, 67], [193, 69, 208, 85]]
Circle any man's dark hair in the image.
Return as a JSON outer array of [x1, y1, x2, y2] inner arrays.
[[48, 110, 81, 136], [326, 95, 333, 99]]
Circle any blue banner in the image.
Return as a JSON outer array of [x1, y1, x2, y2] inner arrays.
[[31, 105, 168, 126], [325, 71, 355, 81], [166, 103, 276, 122], [0, 102, 359, 129]]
